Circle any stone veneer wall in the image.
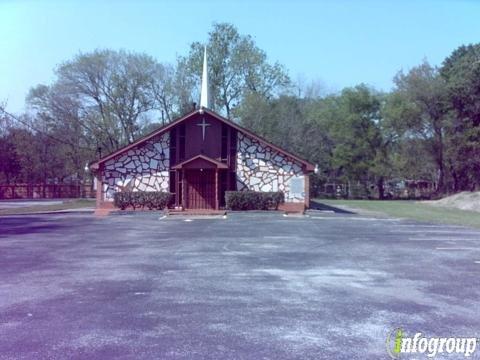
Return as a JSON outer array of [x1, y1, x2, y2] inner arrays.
[[236, 132, 305, 202], [102, 133, 169, 201]]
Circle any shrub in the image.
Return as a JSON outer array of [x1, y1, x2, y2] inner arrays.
[[114, 191, 173, 210], [114, 191, 132, 210], [225, 191, 284, 211]]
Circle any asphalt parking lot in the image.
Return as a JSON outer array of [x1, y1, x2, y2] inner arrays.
[[0, 211, 480, 359]]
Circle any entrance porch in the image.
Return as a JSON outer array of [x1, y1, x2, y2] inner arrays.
[[171, 155, 228, 211]]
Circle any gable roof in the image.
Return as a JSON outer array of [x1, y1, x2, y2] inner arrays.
[[171, 154, 229, 170], [90, 108, 315, 171]]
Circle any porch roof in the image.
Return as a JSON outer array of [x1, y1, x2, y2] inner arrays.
[[171, 154, 229, 170]]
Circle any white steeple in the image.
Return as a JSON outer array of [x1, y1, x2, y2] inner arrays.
[[200, 45, 209, 109]]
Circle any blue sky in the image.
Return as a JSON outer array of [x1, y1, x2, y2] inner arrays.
[[1, 0, 480, 114]]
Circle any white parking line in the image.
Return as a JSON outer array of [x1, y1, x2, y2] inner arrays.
[[394, 230, 480, 234], [310, 216, 399, 221], [409, 238, 480, 241], [435, 247, 479, 251], [392, 224, 467, 228], [263, 236, 292, 239]]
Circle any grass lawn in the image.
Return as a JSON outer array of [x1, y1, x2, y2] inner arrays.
[[317, 199, 480, 229], [0, 199, 95, 216]]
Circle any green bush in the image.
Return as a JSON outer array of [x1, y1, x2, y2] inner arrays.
[[225, 191, 284, 210], [113, 191, 173, 210]]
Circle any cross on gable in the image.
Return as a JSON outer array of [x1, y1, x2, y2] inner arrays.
[[197, 118, 211, 141]]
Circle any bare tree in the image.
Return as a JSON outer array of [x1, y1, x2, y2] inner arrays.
[[56, 49, 158, 148], [150, 63, 176, 124]]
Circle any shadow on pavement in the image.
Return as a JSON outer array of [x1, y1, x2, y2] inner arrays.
[[309, 200, 355, 214], [0, 215, 89, 237]]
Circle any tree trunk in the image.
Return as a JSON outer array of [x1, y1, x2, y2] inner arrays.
[[434, 123, 445, 194], [377, 177, 385, 200], [450, 164, 459, 192], [225, 103, 231, 119], [437, 159, 445, 193]]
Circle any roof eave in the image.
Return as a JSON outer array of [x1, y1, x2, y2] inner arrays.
[[90, 108, 315, 173], [92, 108, 200, 166], [203, 109, 316, 171]]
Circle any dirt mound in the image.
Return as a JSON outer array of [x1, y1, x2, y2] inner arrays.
[[423, 191, 480, 212]]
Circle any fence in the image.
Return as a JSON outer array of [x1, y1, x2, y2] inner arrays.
[[313, 180, 436, 200], [0, 183, 95, 200]]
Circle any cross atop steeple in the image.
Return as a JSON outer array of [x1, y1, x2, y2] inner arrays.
[[200, 46, 209, 109]]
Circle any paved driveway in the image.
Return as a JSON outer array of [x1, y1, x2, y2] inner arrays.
[[0, 211, 479, 359]]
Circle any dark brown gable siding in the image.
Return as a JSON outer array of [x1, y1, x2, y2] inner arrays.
[[184, 113, 223, 160]]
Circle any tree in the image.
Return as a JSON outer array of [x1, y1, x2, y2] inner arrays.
[[150, 62, 184, 124], [56, 49, 160, 150], [442, 44, 480, 126], [329, 85, 386, 197], [173, 56, 199, 116], [294, 75, 327, 99], [387, 61, 448, 192], [1, 103, 87, 184], [26, 83, 95, 181], [180, 23, 290, 118], [236, 86, 394, 198], [0, 112, 21, 183], [237, 94, 304, 149], [441, 44, 480, 190]]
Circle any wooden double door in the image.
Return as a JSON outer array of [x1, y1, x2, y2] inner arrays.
[[185, 169, 216, 209]]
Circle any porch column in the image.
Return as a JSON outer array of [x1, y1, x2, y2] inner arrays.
[[174, 169, 180, 207], [95, 171, 104, 208], [181, 168, 186, 209], [304, 174, 310, 209], [215, 168, 219, 210]]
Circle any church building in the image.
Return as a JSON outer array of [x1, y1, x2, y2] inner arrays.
[[90, 48, 315, 212]]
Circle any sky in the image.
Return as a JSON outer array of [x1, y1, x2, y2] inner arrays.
[[1, 0, 480, 114]]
